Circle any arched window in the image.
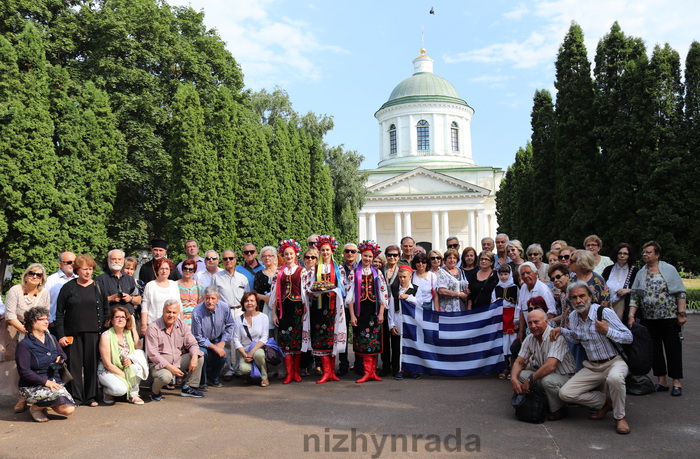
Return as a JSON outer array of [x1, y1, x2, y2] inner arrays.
[[417, 119, 429, 150], [389, 124, 397, 155], [451, 121, 459, 151]]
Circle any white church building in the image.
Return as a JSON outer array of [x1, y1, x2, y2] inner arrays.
[[358, 48, 504, 253]]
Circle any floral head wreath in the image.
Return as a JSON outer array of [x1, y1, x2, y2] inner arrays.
[[358, 240, 381, 258], [315, 235, 338, 252], [278, 239, 302, 255]]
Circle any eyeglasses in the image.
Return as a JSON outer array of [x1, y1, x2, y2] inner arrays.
[[60, 260, 74, 265], [479, 257, 491, 262], [27, 271, 43, 278], [550, 273, 567, 282], [37, 317, 49, 322], [344, 249, 357, 254], [205, 257, 218, 261], [243, 250, 256, 255], [447, 244, 459, 249], [182, 267, 195, 272], [222, 257, 236, 261], [304, 256, 317, 260], [558, 254, 570, 260], [386, 253, 399, 257], [261, 254, 274, 258], [430, 257, 442, 261]]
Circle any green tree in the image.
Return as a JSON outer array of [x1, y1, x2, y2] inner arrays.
[[0, 25, 61, 283], [325, 145, 368, 243], [553, 22, 598, 244], [495, 143, 534, 241], [529, 89, 556, 244], [684, 41, 700, 270]]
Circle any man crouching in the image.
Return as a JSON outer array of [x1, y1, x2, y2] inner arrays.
[[511, 308, 576, 421], [552, 281, 633, 434]]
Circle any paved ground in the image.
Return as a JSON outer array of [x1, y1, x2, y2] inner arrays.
[[1, 316, 697, 458]]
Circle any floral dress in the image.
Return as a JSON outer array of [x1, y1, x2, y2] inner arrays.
[[178, 281, 203, 326], [437, 268, 468, 312]]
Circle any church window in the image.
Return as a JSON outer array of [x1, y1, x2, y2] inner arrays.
[[451, 122, 459, 151], [417, 119, 430, 150], [389, 124, 397, 155]]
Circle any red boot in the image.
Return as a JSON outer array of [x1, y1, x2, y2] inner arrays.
[[328, 355, 340, 381], [292, 354, 302, 382], [316, 355, 334, 384], [283, 355, 295, 384], [357, 355, 382, 383]]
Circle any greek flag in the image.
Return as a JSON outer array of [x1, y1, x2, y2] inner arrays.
[[401, 300, 505, 377]]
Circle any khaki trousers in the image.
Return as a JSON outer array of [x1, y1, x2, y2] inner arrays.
[[559, 355, 628, 420]]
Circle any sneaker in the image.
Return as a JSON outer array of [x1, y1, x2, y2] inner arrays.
[[150, 392, 163, 402], [210, 381, 224, 388], [130, 395, 145, 405], [198, 384, 208, 392], [411, 373, 422, 380], [393, 371, 405, 380], [181, 385, 204, 398], [103, 393, 115, 405]]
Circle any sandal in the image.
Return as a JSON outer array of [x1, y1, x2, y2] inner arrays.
[[260, 379, 269, 387], [30, 406, 49, 423], [13, 398, 27, 413], [130, 395, 145, 405], [87, 400, 99, 407]]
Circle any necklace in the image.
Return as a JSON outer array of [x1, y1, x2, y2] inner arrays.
[[23, 289, 39, 305]]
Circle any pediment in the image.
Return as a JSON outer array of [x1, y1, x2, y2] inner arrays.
[[367, 167, 490, 197]]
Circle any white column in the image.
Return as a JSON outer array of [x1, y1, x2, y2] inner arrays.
[[468, 210, 476, 249], [441, 211, 449, 251], [403, 212, 412, 237], [478, 209, 486, 243], [358, 212, 367, 242], [368, 212, 377, 242], [394, 212, 402, 244], [431, 211, 440, 251]]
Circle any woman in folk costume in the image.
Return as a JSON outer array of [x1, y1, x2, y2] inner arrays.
[[491, 264, 518, 379], [270, 239, 309, 384], [303, 235, 347, 384], [346, 241, 389, 383]]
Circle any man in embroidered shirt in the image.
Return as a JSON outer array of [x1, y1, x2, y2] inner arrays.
[[191, 286, 234, 389], [553, 281, 633, 434], [146, 300, 204, 401], [511, 309, 576, 421]]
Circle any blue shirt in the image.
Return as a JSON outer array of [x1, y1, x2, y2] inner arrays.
[[236, 262, 264, 288], [191, 301, 234, 348]]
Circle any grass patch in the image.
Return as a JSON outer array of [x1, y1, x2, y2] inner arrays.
[[683, 279, 700, 289]]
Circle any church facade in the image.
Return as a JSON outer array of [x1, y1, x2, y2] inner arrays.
[[358, 49, 504, 253]]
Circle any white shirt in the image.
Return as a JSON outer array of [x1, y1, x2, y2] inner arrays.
[[45, 269, 77, 322], [233, 313, 269, 350], [516, 279, 556, 323], [194, 267, 223, 289], [142, 280, 182, 323], [212, 270, 250, 311]]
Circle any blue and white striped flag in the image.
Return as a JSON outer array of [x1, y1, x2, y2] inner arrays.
[[401, 300, 505, 377]]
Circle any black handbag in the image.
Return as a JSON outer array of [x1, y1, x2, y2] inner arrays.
[[511, 378, 547, 423], [597, 306, 653, 375], [626, 374, 654, 395], [241, 317, 282, 366]]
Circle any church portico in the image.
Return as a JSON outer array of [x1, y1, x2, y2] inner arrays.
[[359, 47, 503, 253]]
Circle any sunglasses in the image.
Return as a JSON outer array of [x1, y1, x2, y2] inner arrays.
[[182, 267, 195, 272], [27, 271, 43, 278], [60, 260, 74, 265], [344, 249, 357, 254], [558, 254, 570, 260], [550, 273, 567, 282], [386, 253, 399, 257], [447, 244, 459, 249], [414, 260, 427, 264], [222, 257, 236, 261], [307, 241, 317, 246], [430, 257, 442, 261], [528, 253, 541, 257], [304, 256, 318, 260], [527, 306, 541, 312], [243, 250, 256, 255], [205, 257, 218, 261]]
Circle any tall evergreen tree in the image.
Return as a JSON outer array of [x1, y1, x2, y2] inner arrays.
[[166, 82, 221, 251], [269, 119, 296, 236], [325, 145, 368, 243], [495, 143, 534, 240], [641, 44, 686, 265], [529, 89, 556, 244], [684, 41, 700, 270], [309, 136, 336, 236], [0, 25, 61, 282], [553, 22, 598, 244]]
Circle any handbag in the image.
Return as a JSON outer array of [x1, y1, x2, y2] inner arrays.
[[511, 378, 547, 424], [241, 317, 283, 366], [626, 374, 654, 395], [49, 334, 73, 384]]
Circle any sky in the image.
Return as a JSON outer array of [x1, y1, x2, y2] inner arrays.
[[167, 0, 698, 171]]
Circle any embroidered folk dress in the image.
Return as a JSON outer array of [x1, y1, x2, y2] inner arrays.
[[303, 262, 347, 356], [269, 265, 308, 353], [346, 266, 389, 356]]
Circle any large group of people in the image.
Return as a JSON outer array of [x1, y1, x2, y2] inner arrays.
[[0, 233, 687, 435]]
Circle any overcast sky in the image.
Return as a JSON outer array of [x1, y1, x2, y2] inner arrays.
[[167, 0, 698, 170]]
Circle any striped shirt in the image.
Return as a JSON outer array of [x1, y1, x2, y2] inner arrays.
[[519, 325, 576, 375], [561, 303, 633, 361]]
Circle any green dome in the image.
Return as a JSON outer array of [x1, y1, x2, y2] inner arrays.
[[379, 72, 469, 111]]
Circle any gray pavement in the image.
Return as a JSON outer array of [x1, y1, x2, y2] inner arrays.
[[1, 316, 698, 458]]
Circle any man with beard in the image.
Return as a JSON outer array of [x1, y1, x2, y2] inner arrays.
[[553, 281, 633, 434], [139, 238, 179, 284], [96, 249, 141, 318]]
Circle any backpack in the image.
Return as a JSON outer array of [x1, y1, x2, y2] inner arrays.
[[597, 306, 653, 376]]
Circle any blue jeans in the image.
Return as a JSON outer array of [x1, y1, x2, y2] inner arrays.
[[199, 346, 226, 385]]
